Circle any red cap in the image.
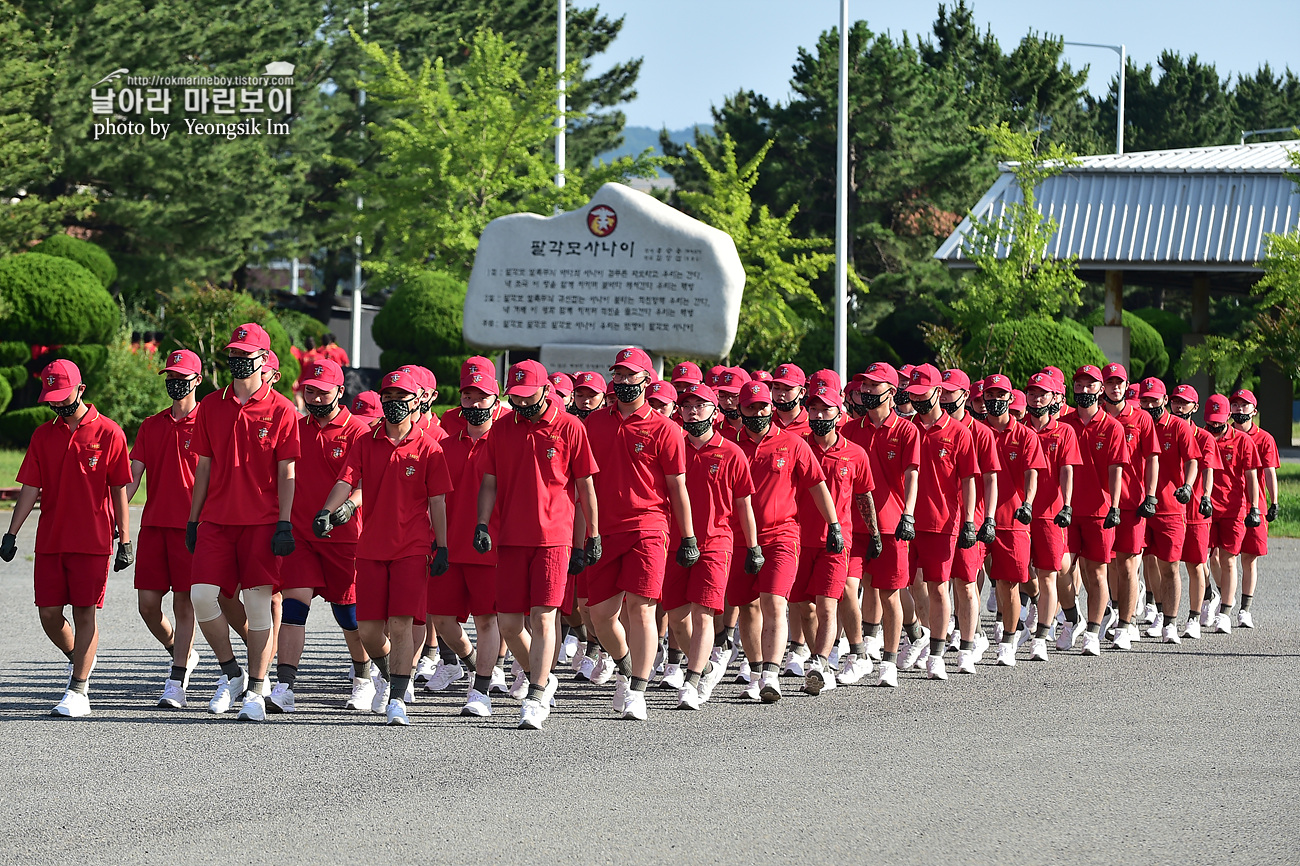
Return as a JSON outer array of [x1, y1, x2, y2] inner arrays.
[[161, 348, 201, 377], [717, 367, 751, 394], [1230, 388, 1258, 407], [416, 366, 436, 392], [380, 368, 421, 395], [264, 350, 281, 372], [1171, 383, 1199, 404], [505, 360, 549, 397], [905, 363, 942, 396], [398, 365, 429, 391], [300, 358, 345, 390], [970, 378, 985, 400], [740, 380, 772, 407], [1102, 362, 1128, 382], [982, 373, 1012, 394], [1205, 394, 1231, 422], [677, 382, 718, 405], [610, 346, 654, 374], [1074, 365, 1103, 383], [350, 390, 383, 420], [1010, 389, 1027, 412], [806, 370, 843, 407], [670, 361, 703, 385], [751, 369, 773, 383], [461, 367, 500, 395], [855, 362, 898, 385], [844, 379, 862, 396], [647, 381, 678, 404], [940, 369, 970, 392], [1125, 384, 1139, 401], [898, 364, 916, 384], [1041, 366, 1064, 381], [573, 371, 606, 393], [1139, 377, 1166, 399], [546, 372, 573, 396], [462, 355, 497, 382], [1025, 371, 1063, 395], [706, 365, 726, 387], [226, 323, 271, 353], [39, 359, 81, 403], [771, 363, 806, 387]]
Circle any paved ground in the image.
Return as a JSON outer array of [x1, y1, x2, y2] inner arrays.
[[0, 508, 1296, 865]]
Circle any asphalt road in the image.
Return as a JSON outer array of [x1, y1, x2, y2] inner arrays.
[[1, 508, 1296, 865]]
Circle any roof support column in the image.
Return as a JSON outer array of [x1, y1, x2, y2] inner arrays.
[[1094, 268, 1131, 372]]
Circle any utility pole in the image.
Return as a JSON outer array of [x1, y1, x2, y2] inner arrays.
[[833, 0, 849, 381]]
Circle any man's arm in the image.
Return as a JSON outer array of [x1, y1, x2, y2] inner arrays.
[[428, 494, 448, 547], [126, 459, 145, 502], [666, 473, 694, 538], [982, 473, 997, 518], [1246, 467, 1259, 506], [1144, 454, 1158, 497], [1060, 464, 1074, 508], [575, 475, 598, 542], [1264, 465, 1278, 506], [736, 494, 758, 548], [476, 473, 497, 525], [321, 479, 356, 513], [960, 475, 977, 524], [901, 467, 919, 515], [111, 485, 130, 540], [809, 481, 838, 526], [1108, 464, 1124, 506], [1183, 458, 1198, 492], [5, 485, 40, 535], [276, 458, 295, 522], [188, 456, 212, 523], [855, 491, 878, 538]]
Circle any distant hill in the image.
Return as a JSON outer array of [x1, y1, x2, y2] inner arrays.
[[595, 124, 714, 174]]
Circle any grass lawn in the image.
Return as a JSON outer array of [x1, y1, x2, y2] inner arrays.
[[0, 447, 147, 509], [1271, 463, 1300, 539]]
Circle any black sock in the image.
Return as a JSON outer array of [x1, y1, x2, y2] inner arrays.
[[247, 678, 264, 696], [1035, 624, 1051, 639], [866, 622, 882, 637], [353, 659, 370, 680], [959, 639, 973, 651], [219, 657, 242, 680], [560, 624, 571, 641], [811, 654, 828, 668], [584, 640, 601, 660], [1204, 584, 1216, 601], [573, 624, 587, 642], [630, 676, 649, 692], [459, 649, 477, 670], [849, 642, 866, 656], [1086, 621, 1101, 634], [372, 653, 390, 680], [929, 637, 944, 655], [169, 664, 187, 682], [905, 620, 923, 642], [1154, 603, 1164, 616], [882, 651, 898, 664], [276, 663, 297, 689], [761, 662, 780, 674], [1241, 594, 1253, 612], [667, 648, 686, 665], [788, 641, 806, 655], [1145, 591, 1154, 605], [473, 673, 492, 693], [685, 669, 703, 687], [436, 637, 454, 661], [1019, 591, 1032, 608], [1118, 619, 1131, 628], [613, 653, 632, 677], [390, 674, 410, 701], [713, 629, 727, 648], [1063, 605, 1079, 624], [63, 649, 75, 663], [420, 642, 438, 661], [69, 677, 89, 696]]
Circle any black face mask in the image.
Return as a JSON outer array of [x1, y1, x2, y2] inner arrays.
[[1230, 412, 1252, 425], [568, 405, 593, 420], [983, 397, 1009, 417], [809, 417, 837, 436], [419, 399, 433, 414], [306, 399, 338, 419], [683, 416, 714, 438], [612, 381, 645, 403], [910, 394, 936, 415], [1026, 404, 1051, 418], [971, 410, 988, 421], [860, 392, 887, 410], [1102, 392, 1125, 406], [382, 398, 413, 424], [773, 398, 799, 413], [1049, 403, 1061, 415], [721, 407, 740, 420], [1207, 422, 1228, 435], [1172, 409, 1194, 420], [845, 402, 865, 418], [1074, 392, 1099, 408], [940, 400, 961, 415], [511, 398, 545, 419], [461, 403, 494, 426], [52, 400, 80, 418], [741, 414, 771, 434], [895, 394, 912, 409], [165, 377, 195, 401], [227, 355, 259, 380], [1144, 405, 1165, 421]]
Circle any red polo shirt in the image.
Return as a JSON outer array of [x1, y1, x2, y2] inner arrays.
[[339, 424, 452, 560], [442, 426, 499, 565], [483, 400, 598, 547], [1029, 417, 1082, 517], [192, 382, 301, 526], [799, 432, 873, 549], [292, 407, 369, 544], [1152, 413, 1201, 514], [735, 426, 825, 545], [17, 406, 131, 555], [774, 407, 811, 437], [861, 412, 921, 532], [1186, 425, 1222, 525], [130, 406, 199, 529], [415, 412, 447, 442], [956, 411, 1001, 521], [1246, 425, 1280, 511], [585, 402, 687, 535], [1211, 427, 1260, 518], [913, 412, 978, 535], [988, 418, 1048, 529], [1110, 403, 1159, 510], [1064, 409, 1129, 517], [439, 401, 511, 439], [677, 431, 753, 546]]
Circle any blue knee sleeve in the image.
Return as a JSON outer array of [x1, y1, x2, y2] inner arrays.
[[281, 597, 311, 627], [331, 602, 358, 631]]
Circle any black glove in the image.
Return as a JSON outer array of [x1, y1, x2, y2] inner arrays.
[[473, 523, 492, 554], [867, 534, 883, 560], [313, 509, 333, 538], [331, 499, 357, 526], [1014, 503, 1032, 526], [1137, 495, 1158, 519], [1199, 496, 1213, 519], [0, 532, 16, 562], [185, 521, 198, 554], [113, 541, 134, 572], [1174, 485, 1192, 504], [272, 520, 295, 556], [976, 517, 996, 545], [429, 545, 449, 576], [1245, 507, 1261, 528], [826, 523, 844, 554], [1104, 507, 1121, 529], [1054, 505, 1073, 528], [676, 536, 700, 568], [958, 521, 979, 550], [585, 535, 602, 566], [894, 514, 916, 542], [744, 546, 765, 575], [567, 547, 586, 575], [1266, 503, 1278, 523]]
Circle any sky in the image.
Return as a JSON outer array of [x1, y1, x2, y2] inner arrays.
[[586, 0, 1299, 130]]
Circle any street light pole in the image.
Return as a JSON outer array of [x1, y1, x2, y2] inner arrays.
[[1065, 41, 1126, 155], [350, 1, 369, 369], [556, 0, 566, 191], [833, 0, 849, 382]]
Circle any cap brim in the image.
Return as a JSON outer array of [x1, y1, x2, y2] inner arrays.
[[225, 340, 264, 352], [904, 384, 935, 396], [300, 377, 342, 391], [505, 383, 542, 397], [770, 377, 804, 387], [1074, 373, 1102, 382], [938, 383, 967, 392], [40, 386, 75, 403], [160, 365, 197, 375]]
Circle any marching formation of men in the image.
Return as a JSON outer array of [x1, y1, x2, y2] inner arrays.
[[1, 323, 1281, 729]]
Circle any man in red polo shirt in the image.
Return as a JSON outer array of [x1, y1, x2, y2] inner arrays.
[[186, 323, 301, 721], [125, 349, 204, 708], [836, 376, 878, 683], [274, 358, 373, 714], [1205, 394, 1261, 634], [1168, 384, 1220, 639], [1061, 366, 1128, 656], [351, 391, 383, 423], [548, 372, 575, 410], [440, 356, 511, 439], [3, 360, 132, 717], [583, 347, 695, 721], [475, 359, 599, 730], [770, 363, 811, 436], [647, 380, 678, 420], [670, 361, 704, 387], [1229, 389, 1278, 629], [1100, 363, 1159, 650], [568, 371, 606, 421]]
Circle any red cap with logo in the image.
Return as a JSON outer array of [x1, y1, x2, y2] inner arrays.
[[1205, 394, 1231, 422], [1010, 389, 1027, 413], [1230, 388, 1258, 407], [546, 372, 573, 396], [898, 364, 916, 385], [905, 363, 943, 396], [751, 369, 773, 383], [740, 381, 773, 407], [940, 368, 970, 392], [610, 346, 654, 374], [350, 390, 383, 420], [1139, 377, 1166, 399], [806, 370, 843, 407], [706, 365, 726, 387], [300, 357, 344, 390], [844, 379, 862, 396], [573, 371, 606, 393], [380, 368, 421, 395], [226, 322, 271, 353], [678, 382, 718, 405], [39, 359, 81, 403], [1125, 383, 1139, 401], [647, 381, 678, 404], [1074, 365, 1104, 383], [1041, 366, 1065, 381], [982, 373, 1012, 394], [771, 363, 806, 387], [264, 350, 280, 372], [1026, 371, 1063, 395], [855, 362, 898, 385], [1171, 383, 1199, 404], [462, 355, 496, 382], [161, 348, 202, 377], [1102, 362, 1128, 382], [399, 365, 428, 391], [461, 365, 500, 395], [970, 378, 985, 400], [505, 360, 549, 397], [717, 367, 751, 394], [670, 361, 703, 385]]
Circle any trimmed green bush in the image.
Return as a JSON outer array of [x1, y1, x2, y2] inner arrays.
[[373, 270, 467, 403], [0, 253, 118, 345], [1081, 309, 1168, 380], [0, 374, 11, 415], [276, 309, 330, 348], [0, 405, 54, 447], [1130, 307, 1188, 369], [0, 341, 27, 366], [964, 318, 1108, 386], [794, 325, 901, 375], [29, 233, 117, 289], [0, 364, 25, 391]]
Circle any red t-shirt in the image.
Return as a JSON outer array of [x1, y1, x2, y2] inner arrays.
[[956, 411, 1001, 521], [1210, 427, 1261, 518], [292, 408, 369, 544], [441, 427, 499, 565], [17, 406, 132, 555], [322, 345, 349, 367], [415, 412, 447, 443], [1029, 417, 1082, 517], [191, 382, 301, 526], [130, 406, 199, 529], [913, 413, 979, 535], [860, 412, 921, 532], [585, 402, 687, 535], [1109, 403, 1159, 510], [1186, 425, 1222, 525], [338, 424, 453, 560], [1064, 409, 1129, 518], [774, 407, 811, 438], [439, 402, 512, 439], [799, 432, 873, 549], [734, 426, 825, 545], [1151, 413, 1201, 514], [1246, 425, 1280, 511], [677, 431, 753, 546], [988, 418, 1048, 529], [482, 400, 598, 547]]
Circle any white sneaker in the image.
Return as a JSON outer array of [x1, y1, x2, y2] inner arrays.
[[259, 679, 271, 697], [986, 588, 998, 613], [1029, 638, 1049, 661], [414, 655, 438, 685], [1183, 618, 1202, 640], [1099, 607, 1118, 640], [63, 655, 99, 691], [782, 650, 806, 677], [659, 663, 685, 690], [992, 622, 1004, 645], [1144, 615, 1164, 639], [157, 679, 187, 709], [181, 649, 201, 689], [947, 629, 963, 653], [741, 674, 762, 701], [426, 660, 465, 692], [926, 655, 948, 680], [236, 691, 266, 721], [345, 676, 375, 711], [1110, 626, 1133, 650], [622, 689, 648, 720], [1056, 620, 1080, 651], [1212, 613, 1232, 635], [759, 670, 782, 703], [1238, 610, 1255, 629], [1017, 623, 1035, 649], [518, 697, 548, 730], [208, 673, 246, 714], [708, 646, 728, 676], [1081, 632, 1101, 656], [385, 698, 409, 726], [653, 640, 667, 675], [612, 674, 629, 715], [875, 661, 898, 687], [972, 632, 991, 663], [900, 629, 929, 671], [577, 654, 596, 681], [677, 682, 701, 710], [1162, 624, 1182, 644], [508, 670, 530, 701], [699, 661, 727, 703], [995, 643, 1017, 666], [570, 642, 588, 674], [370, 672, 390, 714], [589, 654, 616, 686], [829, 635, 849, 669], [52, 690, 91, 717], [956, 649, 976, 674], [559, 634, 579, 665], [864, 633, 883, 661], [735, 659, 752, 684], [803, 662, 830, 695], [462, 688, 492, 717], [1140, 602, 1158, 625], [1201, 592, 1221, 627], [837, 656, 873, 685], [267, 683, 295, 714], [541, 671, 560, 707], [489, 665, 509, 693], [403, 679, 415, 704]]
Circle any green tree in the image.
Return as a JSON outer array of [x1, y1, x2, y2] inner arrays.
[[1089, 52, 1237, 151], [1234, 64, 1300, 142]]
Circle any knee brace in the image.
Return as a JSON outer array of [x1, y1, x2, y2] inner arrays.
[[331, 602, 358, 631], [281, 597, 311, 627], [191, 584, 223, 624], [240, 585, 274, 632]]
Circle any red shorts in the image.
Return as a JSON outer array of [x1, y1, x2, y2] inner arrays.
[[1241, 520, 1269, 557], [1067, 516, 1115, 564], [428, 562, 497, 620], [280, 538, 357, 605], [989, 530, 1031, 584], [583, 529, 669, 606], [1030, 519, 1066, 572], [34, 553, 110, 608], [496, 545, 569, 614], [847, 531, 876, 579], [662, 541, 731, 614], [1182, 521, 1210, 565], [790, 547, 849, 603], [1112, 510, 1146, 556], [951, 540, 985, 584], [134, 526, 195, 593], [1145, 514, 1184, 563], [354, 555, 428, 621], [190, 522, 280, 597], [911, 530, 957, 584], [867, 534, 910, 591], [726, 541, 798, 606], [1209, 516, 1246, 556]]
